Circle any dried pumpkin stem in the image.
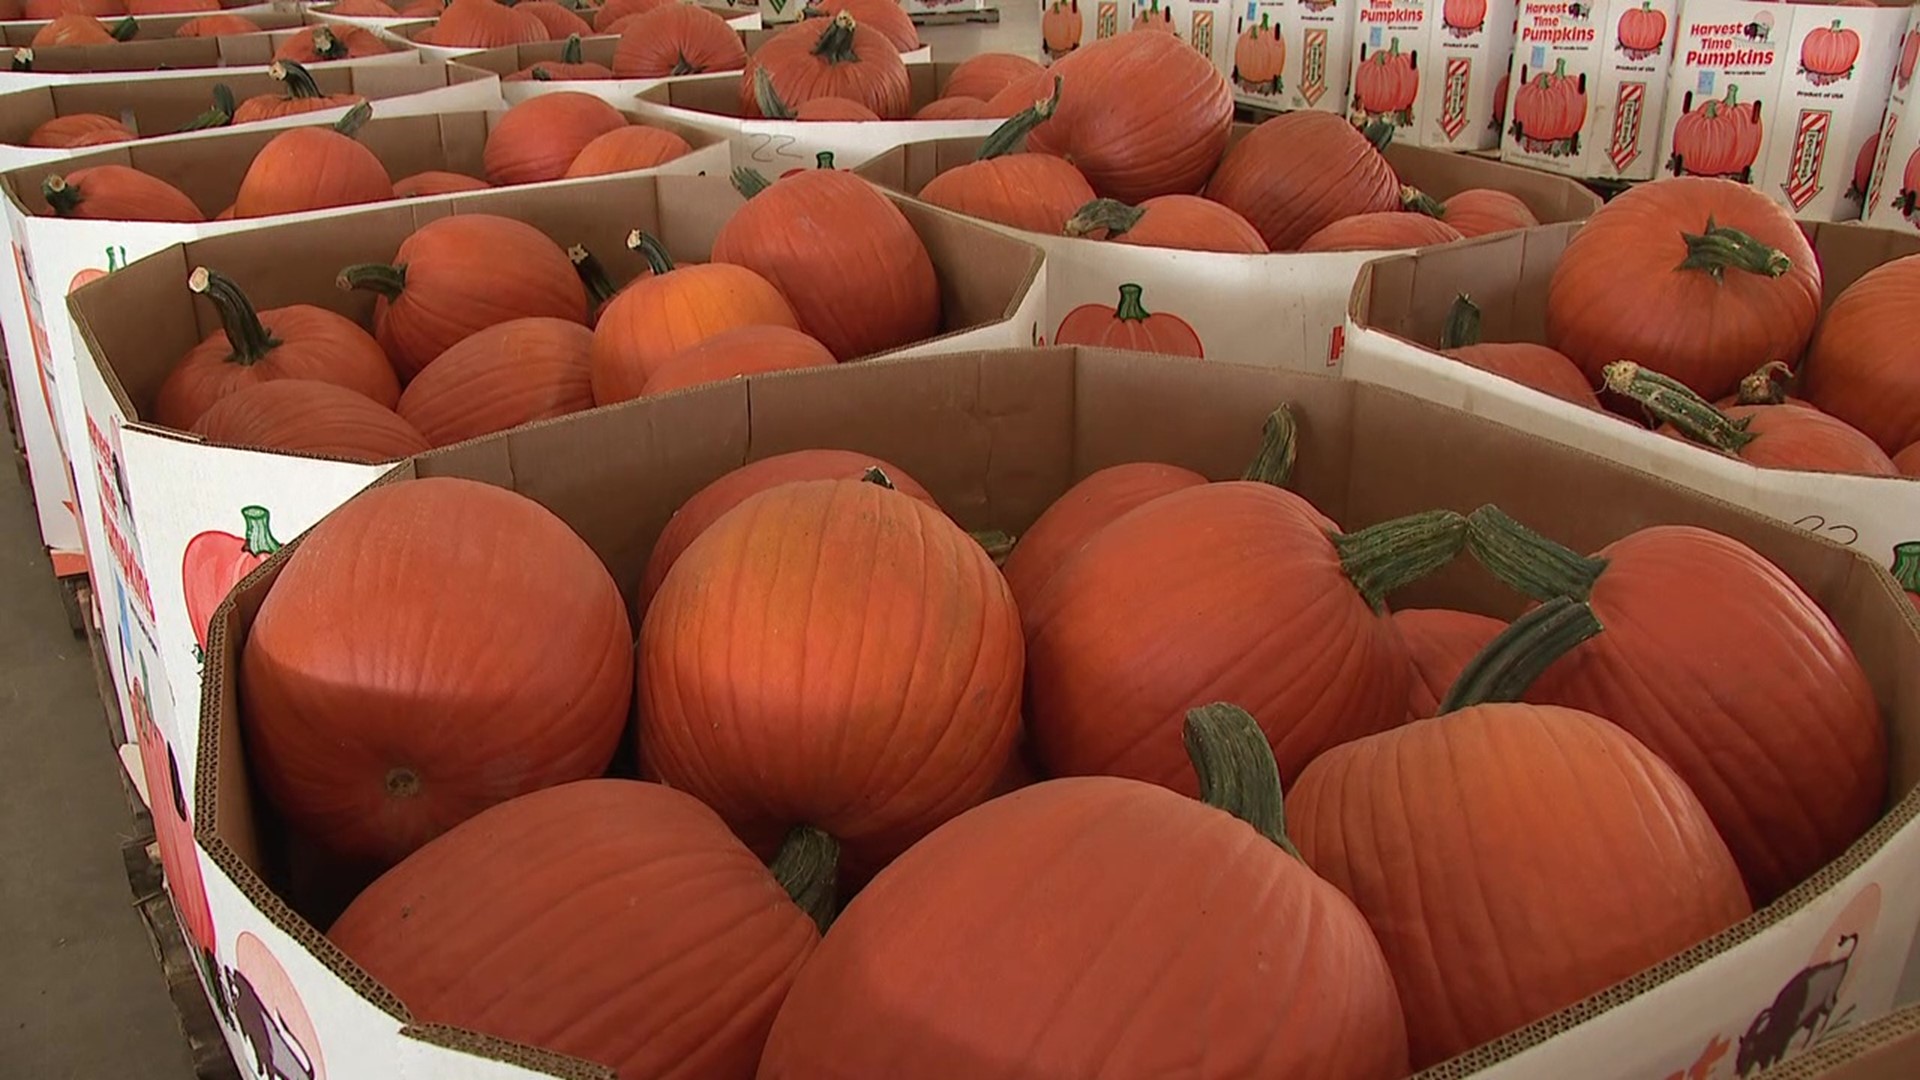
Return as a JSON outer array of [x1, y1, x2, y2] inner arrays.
[[1677, 217, 1792, 282], [310, 26, 347, 61], [627, 230, 676, 275], [273, 59, 324, 100], [1361, 117, 1394, 151], [976, 75, 1061, 161], [1061, 197, 1144, 240], [811, 10, 860, 64], [1602, 361, 1756, 455], [1891, 542, 1920, 592], [1241, 404, 1297, 488], [1439, 597, 1602, 714], [239, 504, 282, 556], [110, 16, 137, 41], [176, 83, 237, 133], [12, 49, 33, 74], [770, 825, 839, 934], [971, 529, 1015, 564], [561, 33, 582, 64], [190, 267, 283, 365], [1736, 361, 1795, 406], [1401, 185, 1446, 219], [1463, 504, 1608, 603], [1438, 294, 1481, 349], [532, 68, 554, 82], [1182, 703, 1299, 859], [337, 262, 406, 300], [859, 465, 895, 489], [753, 67, 798, 120], [732, 166, 772, 199], [333, 101, 372, 138], [42, 174, 81, 217], [568, 244, 616, 307], [670, 55, 694, 76], [1330, 509, 1468, 612]]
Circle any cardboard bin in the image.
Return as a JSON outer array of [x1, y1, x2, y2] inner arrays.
[[1859, 4, 1920, 232], [0, 8, 306, 47], [383, 7, 761, 62], [458, 26, 822, 105], [185, 345, 1920, 1078], [0, 20, 421, 88]]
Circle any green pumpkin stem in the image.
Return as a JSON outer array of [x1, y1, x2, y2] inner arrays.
[[1401, 185, 1447, 219], [532, 68, 553, 81], [859, 465, 895, 489], [753, 67, 797, 120], [110, 16, 137, 41], [670, 55, 694, 75], [1061, 197, 1144, 240], [42, 174, 81, 217], [732, 166, 772, 199], [240, 505, 282, 556], [811, 10, 860, 64], [1891, 542, 1920, 592], [971, 529, 1015, 564], [561, 33, 582, 64], [1241, 404, 1297, 488], [176, 83, 236, 132], [1331, 509, 1469, 613], [1464, 504, 1608, 602], [976, 75, 1061, 161], [336, 262, 407, 300], [567, 244, 617, 307], [1735, 361, 1795, 406], [333, 101, 372, 138], [1438, 596, 1603, 714], [1111, 283, 1152, 322], [626, 230, 675, 275], [1439, 294, 1481, 349], [1677, 216, 1792, 282], [1362, 117, 1395, 151], [1182, 703, 1300, 859], [769, 824, 839, 934], [310, 26, 348, 61], [191, 267, 282, 365], [1602, 361, 1756, 456], [273, 59, 325, 100]]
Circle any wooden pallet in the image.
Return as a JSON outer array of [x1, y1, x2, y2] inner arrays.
[[911, 6, 1001, 25]]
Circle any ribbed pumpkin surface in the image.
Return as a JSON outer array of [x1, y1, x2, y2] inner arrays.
[[1441, 188, 1539, 237], [482, 93, 628, 185], [1001, 461, 1205, 618], [939, 51, 1042, 101], [611, 4, 746, 77], [1298, 211, 1464, 253], [1805, 255, 1920, 453], [191, 379, 428, 463], [1668, 402, 1898, 476], [1443, 342, 1604, 411], [640, 324, 836, 397], [1391, 608, 1505, 719], [1206, 111, 1399, 251], [397, 317, 594, 447], [920, 154, 1096, 235], [562, 125, 693, 179]]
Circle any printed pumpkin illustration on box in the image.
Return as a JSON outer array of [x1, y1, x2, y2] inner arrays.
[[1800, 20, 1860, 87], [1510, 60, 1588, 156], [1353, 39, 1419, 127], [182, 506, 282, 664], [1900, 27, 1919, 90], [1890, 542, 1920, 611], [226, 931, 325, 1080], [1442, 0, 1485, 38], [1054, 284, 1204, 358], [1617, 1, 1666, 62], [1131, 0, 1172, 35], [1669, 87, 1763, 182], [1233, 14, 1284, 96], [1894, 147, 1920, 220], [131, 656, 220, 1014], [1041, 0, 1081, 61]]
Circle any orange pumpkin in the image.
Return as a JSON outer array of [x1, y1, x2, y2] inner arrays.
[[392, 170, 491, 198], [23, 0, 123, 15], [397, 317, 594, 447], [232, 60, 365, 124], [42, 165, 203, 223], [274, 24, 389, 63], [640, 324, 836, 398], [591, 0, 671, 31], [1804, 255, 1920, 453], [241, 477, 633, 865], [155, 267, 399, 431], [417, 0, 545, 47], [560, 124, 692, 178], [741, 12, 910, 120], [1062, 194, 1266, 253], [26, 112, 132, 149], [1896, 441, 1920, 477], [940, 51, 1042, 102], [325, 0, 399, 13], [173, 13, 259, 36], [32, 13, 135, 47], [339, 214, 589, 381], [1000, 461, 1206, 616], [805, 0, 917, 53], [190, 379, 429, 463], [515, 0, 590, 39], [590, 230, 800, 404], [232, 104, 391, 219], [1391, 607, 1504, 719], [482, 91, 628, 185], [396, 0, 442, 13], [711, 169, 939, 360], [914, 96, 992, 120], [610, 3, 745, 77], [918, 81, 1097, 235], [505, 34, 613, 81], [124, 0, 215, 10], [1207, 111, 1401, 251], [1440, 188, 1539, 237], [1299, 211, 1464, 253], [752, 73, 883, 121], [1438, 296, 1604, 412]]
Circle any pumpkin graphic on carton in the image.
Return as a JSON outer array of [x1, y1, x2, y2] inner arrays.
[[1509, 60, 1587, 157], [1042, 0, 1082, 61], [1617, 1, 1667, 62], [1055, 284, 1204, 358], [1799, 20, 1860, 87], [1232, 14, 1284, 96], [1668, 86, 1763, 183], [1353, 38, 1419, 127]]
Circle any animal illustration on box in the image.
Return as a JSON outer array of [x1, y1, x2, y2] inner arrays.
[[1669, 87, 1763, 183], [1736, 934, 1859, 1075], [1510, 60, 1588, 157], [1741, 12, 1772, 44], [225, 932, 326, 1080]]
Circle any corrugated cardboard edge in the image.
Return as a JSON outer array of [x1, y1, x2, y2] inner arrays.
[[1752, 1003, 1920, 1078]]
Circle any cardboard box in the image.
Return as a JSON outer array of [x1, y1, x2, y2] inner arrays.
[[856, 127, 1599, 367], [0, 8, 307, 47], [0, 60, 503, 572], [179, 345, 1920, 1078], [1754, 1003, 1920, 1078], [1499, 0, 1676, 182], [1227, 0, 1359, 115], [0, 21, 420, 88], [63, 172, 1042, 769], [1859, 5, 1920, 231], [1343, 220, 1920, 577], [385, 9, 761, 62], [458, 26, 794, 105], [1655, 0, 1903, 222], [1348, 0, 1515, 151]]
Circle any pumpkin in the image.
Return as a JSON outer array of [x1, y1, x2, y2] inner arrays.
[[27, 112, 132, 149], [274, 24, 389, 63], [640, 324, 835, 398], [1053, 283, 1203, 358], [1800, 19, 1859, 84], [1392, 607, 1504, 719], [589, 231, 799, 404], [1545, 177, 1820, 403], [805, 0, 917, 52], [914, 96, 993, 120], [325, 0, 399, 13], [125, 0, 215, 10], [232, 60, 365, 125], [396, 317, 594, 447], [190, 379, 429, 463], [1441, 0, 1484, 35], [1439, 188, 1538, 237], [1232, 14, 1285, 95], [1299, 211, 1464, 253], [1063, 194, 1266, 254], [1353, 38, 1419, 121], [173, 13, 259, 35], [1849, 130, 1879, 199], [233, 104, 391, 219], [639, 474, 1024, 878], [505, 34, 612, 81], [65, 126, 140, 146], [1290, 599, 1750, 1069], [640, 449, 935, 609], [183, 505, 282, 654], [561, 124, 692, 178], [23, 0, 121, 15], [392, 170, 490, 198], [330, 780, 823, 1077], [751, 70, 884, 121], [482, 91, 627, 185], [611, 3, 745, 78], [1604, 361, 1897, 476], [710, 168, 939, 360], [759, 704, 1410, 1079], [1510, 58, 1586, 145], [417, 0, 545, 47], [1001, 461, 1207, 616], [591, 0, 670, 32], [1804, 256, 1920, 453], [918, 80, 1099, 235], [1897, 443, 1920, 478], [241, 477, 633, 864], [32, 13, 134, 47], [1616, 0, 1666, 59], [156, 267, 399, 431], [1206, 111, 1399, 251], [940, 51, 1042, 102], [339, 214, 588, 381], [1904, 27, 1920, 89], [516, 0, 590, 39], [1438, 295, 1604, 412], [1469, 507, 1886, 905], [396, 0, 442, 13], [1670, 87, 1761, 179], [42, 165, 203, 224], [1040, 0, 1080, 61], [1026, 486, 1464, 791], [741, 12, 910, 120]]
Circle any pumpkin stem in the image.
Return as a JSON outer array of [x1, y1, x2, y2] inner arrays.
[[190, 267, 283, 366], [1677, 217, 1793, 282], [310, 26, 348, 61], [770, 824, 839, 934], [1439, 294, 1481, 349], [13, 48, 33, 73], [1736, 361, 1795, 406], [532, 68, 553, 82], [859, 465, 895, 489], [561, 33, 582, 64], [1241, 404, 1297, 488], [1602, 361, 1757, 456], [1890, 542, 1920, 592], [333, 101, 372, 138], [1061, 197, 1145, 240], [42, 174, 82, 217], [568, 244, 617, 307], [337, 262, 407, 300], [753, 67, 798, 120], [811, 10, 860, 64], [626, 230, 676, 275], [1361, 117, 1395, 151], [239, 505, 282, 556], [976, 75, 1061, 161], [1438, 596, 1603, 714], [1331, 509, 1469, 613], [732, 166, 772, 199], [1111, 283, 1153, 322], [1463, 504, 1608, 603], [670, 55, 694, 76], [110, 16, 137, 41], [1400, 185, 1447, 219], [176, 83, 236, 132], [273, 59, 324, 100], [1182, 703, 1300, 859], [971, 529, 1015, 564]]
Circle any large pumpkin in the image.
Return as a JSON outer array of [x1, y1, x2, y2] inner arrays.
[[232, 60, 365, 125], [1206, 110, 1399, 251], [329, 780, 823, 1077], [1392, 607, 1504, 719], [561, 124, 692, 178], [1470, 507, 1886, 904], [241, 477, 633, 865], [640, 324, 836, 398], [592, 0, 671, 32], [27, 113, 132, 149], [639, 476, 1023, 878], [416, 0, 545, 48], [190, 379, 428, 463], [1001, 461, 1206, 615], [1438, 294, 1603, 411], [232, 104, 392, 219], [710, 169, 940, 360], [1803, 255, 1920, 453], [505, 34, 612, 82], [274, 24, 390, 63], [31, 13, 134, 47], [1062, 194, 1266, 253], [1299, 211, 1464, 253], [43, 166, 203, 223], [392, 170, 491, 199], [759, 704, 1410, 1079], [1291, 600, 1750, 1069], [515, 0, 590, 39], [611, 3, 746, 78], [1603, 361, 1897, 476], [1439, 188, 1539, 237], [940, 51, 1042, 102], [806, 0, 918, 52], [339, 214, 588, 381], [741, 12, 910, 120], [1545, 177, 1820, 403], [396, 317, 594, 448], [918, 80, 1098, 235], [482, 92, 628, 185], [156, 267, 399, 431]]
